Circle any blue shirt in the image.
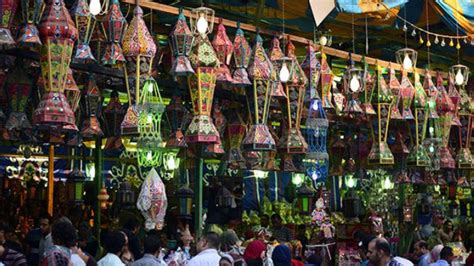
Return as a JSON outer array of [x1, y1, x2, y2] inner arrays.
[[429, 260, 450, 266], [419, 253, 430, 266]]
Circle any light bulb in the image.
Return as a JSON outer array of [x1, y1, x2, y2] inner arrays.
[[402, 53, 413, 70], [320, 36, 328, 46], [429, 145, 435, 153], [349, 74, 360, 92], [146, 151, 153, 161], [196, 14, 208, 34], [383, 176, 392, 190], [402, 24, 407, 32], [166, 157, 176, 170], [346, 176, 355, 188], [429, 126, 434, 135], [434, 36, 439, 44], [89, 0, 101, 16], [455, 69, 464, 85], [312, 172, 318, 180], [292, 173, 304, 186], [411, 29, 416, 37], [312, 101, 319, 111], [147, 114, 153, 124], [441, 39, 446, 47], [279, 62, 290, 82], [145, 82, 154, 93]]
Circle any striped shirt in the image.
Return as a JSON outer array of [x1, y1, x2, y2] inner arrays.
[[0, 247, 27, 266]]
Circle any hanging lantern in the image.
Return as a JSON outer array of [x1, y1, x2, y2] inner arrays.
[[103, 90, 125, 150], [269, 37, 287, 98], [101, 0, 126, 65], [67, 165, 86, 204], [176, 185, 194, 219], [166, 96, 190, 148], [403, 200, 413, 222], [361, 64, 376, 115], [18, 0, 44, 46], [97, 184, 110, 209], [320, 51, 334, 109], [456, 80, 473, 169], [169, 8, 194, 76], [137, 77, 165, 167], [117, 181, 135, 209], [423, 70, 439, 119], [423, 71, 441, 171], [407, 72, 430, 167], [81, 76, 103, 138], [343, 58, 364, 113], [398, 68, 415, 120], [368, 65, 394, 165], [162, 150, 180, 172], [71, 0, 96, 62], [0, 0, 18, 47], [395, 48, 417, 72], [216, 185, 233, 208], [296, 184, 315, 215], [212, 18, 233, 85], [301, 42, 320, 102], [436, 73, 456, 169], [64, 69, 81, 113], [449, 64, 469, 87], [448, 73, 462, 126], [204, 100, 225, 155], [232, 23, 251, 86], [186, 29, 219, 143], [34, 0, 78, 133], [223, 117, 247, 169], [137, 168, 168, 231], [4, 60, 33, 133], [342, 189, 362, 218], [389, 66, 403, 119], [189, 6, 215, 37], [243, 32, 275, 151]]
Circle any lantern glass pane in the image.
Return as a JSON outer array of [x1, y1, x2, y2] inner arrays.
[[75, 182, 83, 201]]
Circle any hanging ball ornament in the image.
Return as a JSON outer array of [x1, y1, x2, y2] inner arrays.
[[426, 38, 431, 47], [449, 38, 454, 47], [456, 41, 461, 50], [441, 38, 446, 47], [411, 29, 416, 37], [434, 36, 439, 44]]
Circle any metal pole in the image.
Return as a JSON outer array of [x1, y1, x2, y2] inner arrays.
[[47, 145, 54, 216], [94, 137, 103, 243], [194, 156, 203, 239]]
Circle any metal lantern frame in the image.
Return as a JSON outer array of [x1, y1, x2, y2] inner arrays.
[[343, 62, 364, 114], [320, 51, 334, 109], [212, 18, 233, 84], [232, 23, 252, 86], [436, 73, 456, 169], [305, 99, 329, 185], [395, 48, 418, 71], [81, 76, 103, 138], [389, 66, 403, 119], [423, 71, 442, 171], [18, 0, 45, 46], [162, 149, 181, 172], [169, 9, 195, 77], [101, 0, 126, 65], [103, 90, 125, 150], [269, 37, 287, 98], [72, 0, 96, 62], [176, 185, 194, 219], [296, 183, 315, 215], [166, 95, 190, 148], [223, 118, 247, 169], [449, 64, 469, 87], [399, 66, 416, 120], [64, 68, 81, 112], [117, 181, 136, 209], [67, 164, 86, 204], [189, 6, 215, 37]]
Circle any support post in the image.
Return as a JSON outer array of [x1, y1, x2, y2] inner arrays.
[[47, 145, 54, 216], [94, 137, 103, 243], [194, 157, 203, 239]]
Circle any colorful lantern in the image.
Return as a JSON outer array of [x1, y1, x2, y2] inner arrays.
[[368, 65, 394, 165], [204, 100, 225, 155], [81, 76, 103, 138], [268, 37, 287, 98], [448, 74, 462, 126], [0, 0, 18, 47], [232, 23, 251, 86], [423, 71, 441, 171], [176, 185, 194, 219], [223, 114, 246, 169], [67, 164, 86, 204], [34, 0, 78, 132], [64, 69, 81, 113], [71, 0, 95, 62], [296, 184, 315, 215], [212, 18, 233, 84], [456, 81, 473, 169], [103, 90, 125, 150], [301, 42, 320, 102], [389, 67, 403, 119], [18, 0, 44, 46], [395, 48, 417, 72], [343, 57, 364, 114], [102, 0, 126, 65], [403, 200, 413, 223], [5, 60, 33, 133], [243, 33, 275, 151], [137, 78, 165, 167], [169, 9, 194, 76], [320, 51, 334, 109], [407, 72, 430, 167], [117, 181, 135, 209], [449, 64, 469, 87], [399, 70, 415, 120], [436, 73, 456, 169], [361, 65, 376, 115], [166, 96, 190, 148], [137, 168, 168, 231]]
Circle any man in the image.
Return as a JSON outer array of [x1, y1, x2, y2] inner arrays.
[[271, 214, 293, 243], [414, 241, 430, 266], [123, 217, 142, 260], [260, 215, 270, 229], [130, 234, 166, 266], [41, 219, 77, 266], [187, 232, 221, 266], [0, 222, 22, 253], [38, 214, 53, 261], [429, 247, 453, 266], [367, 238, 410, 266], [0, 244, 27, 266], [97, 231, 126, 266]]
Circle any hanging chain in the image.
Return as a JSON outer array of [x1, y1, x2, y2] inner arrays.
[[282, 0, 286, 54], [352, 12, 355, 54], [365, 15, 368, 55], [426, 0, 430, 68]]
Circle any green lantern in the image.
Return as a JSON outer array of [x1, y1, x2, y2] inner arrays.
[[67, 167, 86, 204], [176, 185, 194, 219], [137, 77, 165, 167], [296, 183, 314, 215]]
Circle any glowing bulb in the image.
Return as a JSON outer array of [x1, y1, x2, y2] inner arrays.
[[292, 173, 304, 186], [312, 101, 319, 111], [434, 36, 439, 44], [196, 14, 208, 34], [147, 114, 153, 124], [346, 175, 356, 188], [441, 39, 446, 47], [383, 176, 392, 190], [312, 172, 318, 180], [449, 39, 454, 47], [320, 36, 328, 46], [89, 0, 101, 15], [455, 69, 464, 85], [166, 157, 176, 170], [429, 145, 435, 153], [146, 151, 153, 161], [402, 53, 413, 70], [349, 74, 360, 92], [429, 126, 434, 135], [279, 62, 290, 82], [145, 82, 154, 93]]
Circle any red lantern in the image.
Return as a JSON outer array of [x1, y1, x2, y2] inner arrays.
[[212, 18, 233, 85], [169, 9, 194, 77], [436, 72, 456, 169], [268, 37, 287, 98], [389, 67, 403, 119], [81, 76, 103, 138], [166, 96, 190, 148], [17, 0, 44, 46], [71, 0, 95, 62], [102, 0, 126, 65], [232, 23, 251, 86], [64, 69, 81, 113]]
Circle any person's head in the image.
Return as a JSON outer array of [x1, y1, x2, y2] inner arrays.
[[439, 246, 454, 263], [196, 231, 220, 253], [124, 217, 140, 234], [243, 240, 267, 262], [414, 241, 429, 256], [143, 234, 161, 257], [271, 214, 282, 228], [39, 214, 52, 236], [105, 231, 127, 255], [220, 229, 240, 252], [430, 245, 444, 263], [260, 215, 270, 228], [359, 235, 376, 260], [367, 238, 391, 265], [220, 254, 234, 266], [444, 220, 453, 231], [0, 222, 8, 242], [271, 244, 292, 266], [51, 220, 77, 248], [306, 254, 323, 266]]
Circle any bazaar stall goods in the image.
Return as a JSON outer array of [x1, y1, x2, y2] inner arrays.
[[0, 0, 18, 47], [71, 0, 96, 62], [137, 168, 168, 231], [212, 18, 233, 84], [18, 0, 44, 46], [169, 9, 194, 76], [102, 0, 126, 66]]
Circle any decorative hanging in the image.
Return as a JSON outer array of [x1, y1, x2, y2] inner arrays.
[[18, 0, 44, 46], [137, 168, 168, 231], [301, 42, 320, 102], [212, 18, 233, 85], [269, 37, 287, 98], [399, 70, 415, 120], [320, 51, 334, 109], [449, 64, 469, 87], [81, 76, 103, 138], [407, 72, 430, 167], [343, 55, 364, 114], [34, 0, 78, 133], [232, 23, 251, 86], [71, 0, 96, 62], [448, 74, 462, 126], [456, 82, 473, 169], [166, 96, 190, 148], [361, 64, 376, 115], [223, 115, 247, 169], [169, 8, 194, 76], [102, 0, 126, 66], [0, 0, 18, 47], [423, 71, 441, 171], [64, 69, 81, 113], [368, 65, 394, 165], [103, 90, 125, 150], [204, 100, 225, 155], [243, 32, 275, 151], [388, 66, 403, 120], [436, 73, 455, 169]]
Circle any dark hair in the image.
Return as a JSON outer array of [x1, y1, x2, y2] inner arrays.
[[203, 232, 220, 249], [39, 213, 52, 224], [271, 214, 281, 221], [440, 247, 453, 260], [416, 240, 429, 250], [361, 235, 376, 251], [124, 217, 140, 231], [306, 254, 323, 265], [105, 231, 126, 254], [51, 220, 77, 248], [144, 234, 161, 254], [373, 238, 391, 256]]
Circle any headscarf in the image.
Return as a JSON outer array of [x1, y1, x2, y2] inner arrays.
[[220, 254, 235, 265], [430, 244, 444, 263], [271, 245, 292, 266], [243, 240, 266, 261]]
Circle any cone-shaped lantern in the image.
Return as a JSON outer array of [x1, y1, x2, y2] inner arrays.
[[389, 66, 403, 120], [368, 65, 394, 165], [72, 0, 95, 62], [223, 113, 246, 169], [320, 51, 334, 109], [34, 0, 78, 132], [102, 0, 126, 65], [204, 100, 225, 155], [0, 0, 18, 47], [232, 23, 251, 86], [456, 82, 473, 169], [169, 9, 194, 76], [361, 66, 376, 115], [423, 70, 439, 119], [301, 42, 320, 102], [18, 0, 44, 46], [5, 60, 33, 132], [436, 72, 455, 169], [407, 71, 430, 167], [448, 74, 461, 126], [269, 37, 287, 98], [81, 76, 103, 138], [243, 32, 275, 151], [423, 70, 442, 171], [212, 18, 233, 84]]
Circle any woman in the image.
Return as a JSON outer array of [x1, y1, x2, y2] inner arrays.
[[221, 229, 245, 266], [271, 245, 292, 266], [244, 240, 267, 266], [439, 221, 454, 244]]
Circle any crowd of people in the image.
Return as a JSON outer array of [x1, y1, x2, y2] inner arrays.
[[0, 212, 471, 266]]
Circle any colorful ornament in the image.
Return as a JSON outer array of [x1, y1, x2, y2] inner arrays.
[[320, 52, 334, 109], [169, 8, 194, 76], [81, 76, 103, 138], [399, 70, 415, 120], [18, 0, 44, 46], [232, 23, 251, 86], [137, 168, 168, 231], [212, 18, 233, 84], [102, 0, 126, 65], [64, 69, 81, 113], [389, 66, 403, 119], [223, 114, 246, 169], [436, 72, 456, 169], [268, 37, 287, 98], [71, 0, 96, 62], [0, 0, 18, 47], [103, 90, 125, 150], [5, 60, 33, 133]]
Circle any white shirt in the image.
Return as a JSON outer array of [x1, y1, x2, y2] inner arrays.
[[71, 254, 86, 266], [97, 253, 125, 266], [394, 256, 414, 266], [187, 249, 221, 266]]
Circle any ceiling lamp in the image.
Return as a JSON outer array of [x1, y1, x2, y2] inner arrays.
[[102, 0, 126, 66], [72, 0, 96, 62], [314, 29, 332, 47], [17, 0, 44, 46], [395, 48, 417, 72], [169, 8, 194, 76]]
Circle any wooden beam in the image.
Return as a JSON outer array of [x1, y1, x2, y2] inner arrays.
[[122, 0, 448, 78]]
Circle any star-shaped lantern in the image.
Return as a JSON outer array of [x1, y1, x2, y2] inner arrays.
[[18, 0, 44, 46], [102, 0, 126, 66]]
